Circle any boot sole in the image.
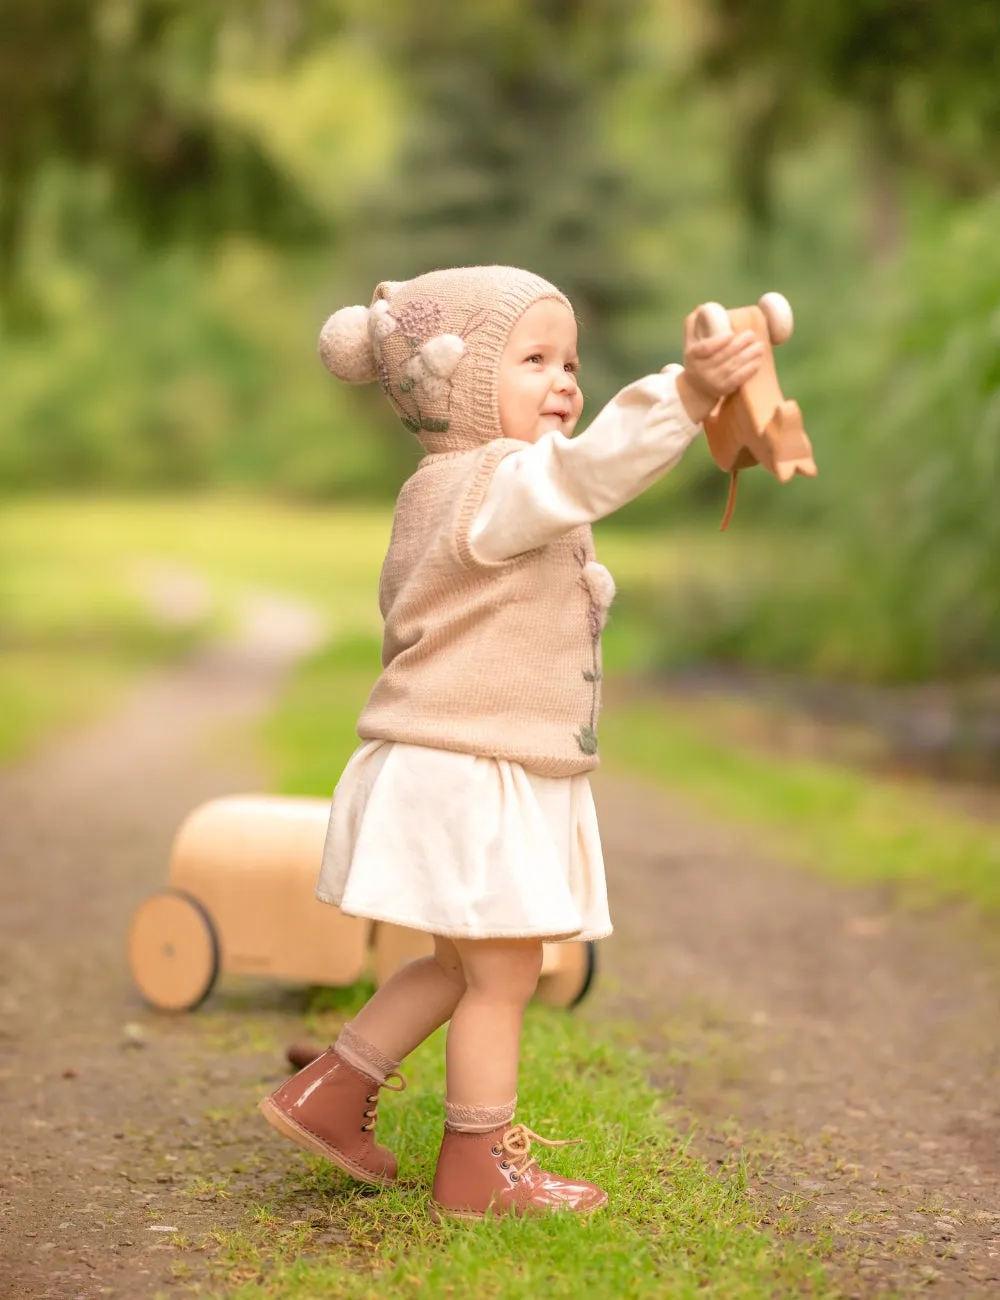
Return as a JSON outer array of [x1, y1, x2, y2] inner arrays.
[[258, 1097, 395, 1187], [428, 1192, 609, 1223]]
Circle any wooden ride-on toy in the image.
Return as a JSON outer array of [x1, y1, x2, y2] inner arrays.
[[695, 292, 817, 528], [127, 795, 596, 1013]]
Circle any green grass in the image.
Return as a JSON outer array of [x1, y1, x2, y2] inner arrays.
[[0, 503, 213, 760], [0, 494, 389, 764], [0, 494, 390, 632], [247, 628, 1000, 1297], [201, 1014, 833, 1299], [0, 645, 173, 764], [0, 494, 720, 766], [260, 635, 383, 796], [252, 628, 1000, 1295], [9, 491, 986, 927], [600, 700, 1000, 919], [252, 638, 841, 1297], [0, 493, 726, 655], [263, 628, 1000, 924]]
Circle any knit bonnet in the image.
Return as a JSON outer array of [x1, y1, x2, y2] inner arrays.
[[318, 265, 573, 454]]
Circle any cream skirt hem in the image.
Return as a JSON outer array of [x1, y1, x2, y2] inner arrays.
[[314, 894, 612, 944], [316, 739, 612, 944]]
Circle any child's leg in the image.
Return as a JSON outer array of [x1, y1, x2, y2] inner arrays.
[[260, 935, 467, 1184], [430, 937, 607, 1219], [340, 935, 467, 1068], [445, 938, 543, 1111]]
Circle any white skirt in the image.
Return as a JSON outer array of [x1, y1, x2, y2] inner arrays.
[[316, 740, 612, 942]]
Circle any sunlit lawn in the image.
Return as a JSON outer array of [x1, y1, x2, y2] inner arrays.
[[0, 498, 222, 760], [6, 495, 1000, 929], [0, 493, 723, 763], [195, 1000, 833, 1300], [0, 494, 387, 761]]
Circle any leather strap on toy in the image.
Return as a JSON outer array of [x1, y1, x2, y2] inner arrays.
[[719, 470, 739, 530]]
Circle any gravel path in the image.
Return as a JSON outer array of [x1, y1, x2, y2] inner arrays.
[[0, 593, 323, 1298], [2, 605, 999, 1298]]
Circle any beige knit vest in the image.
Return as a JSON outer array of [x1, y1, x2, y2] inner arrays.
[[357, 440, 607, 777]]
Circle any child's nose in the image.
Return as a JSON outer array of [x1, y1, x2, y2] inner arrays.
[[554, 368, 577, 393]]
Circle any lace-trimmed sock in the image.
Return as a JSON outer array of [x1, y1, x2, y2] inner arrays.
[[445, 1098, 517, 1133], [334, 1021, 401, 1086]]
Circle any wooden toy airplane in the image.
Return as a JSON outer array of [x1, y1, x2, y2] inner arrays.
[[695, 292, 817, 528]]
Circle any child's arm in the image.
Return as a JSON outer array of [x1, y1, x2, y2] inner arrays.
[[470, 317, 763, 563], [470, 366, 698, 562]]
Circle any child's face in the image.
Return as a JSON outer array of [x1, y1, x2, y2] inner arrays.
[[497, 300, 583, 444]]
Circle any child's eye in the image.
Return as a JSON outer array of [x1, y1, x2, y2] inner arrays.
[[565, 361, 579, 374], [525, 353, 543, 364]]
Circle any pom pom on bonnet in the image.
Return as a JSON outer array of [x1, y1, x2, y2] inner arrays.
[[318, 266, 573, 454]]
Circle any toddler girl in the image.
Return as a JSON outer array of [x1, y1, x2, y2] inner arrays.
[[259, 266, 762, 1220]]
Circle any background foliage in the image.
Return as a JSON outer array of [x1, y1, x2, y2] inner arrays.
[[1, 0, 998, 683]]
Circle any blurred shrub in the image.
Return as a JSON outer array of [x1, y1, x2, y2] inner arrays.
[[648, 191, 1000, 682], [0, 245, 411, 498]]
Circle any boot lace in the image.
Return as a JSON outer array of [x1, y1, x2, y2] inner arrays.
[[491, 1123, 582, 1181], [361, 1071, 406, 1133]]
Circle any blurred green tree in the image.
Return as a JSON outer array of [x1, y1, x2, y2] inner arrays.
[[700, 0, 1000, 256], [346, 0, 662, 405], [0, 0, 343, 320]]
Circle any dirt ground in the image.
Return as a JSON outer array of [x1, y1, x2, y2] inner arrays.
[[3, 608, 1000, 1298], [594, 771, 1000, 1297]]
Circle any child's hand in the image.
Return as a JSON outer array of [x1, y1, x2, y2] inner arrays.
[[676, 309, 765, 423]]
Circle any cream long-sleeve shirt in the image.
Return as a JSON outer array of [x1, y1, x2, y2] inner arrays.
[[469, 365, 702, 563]]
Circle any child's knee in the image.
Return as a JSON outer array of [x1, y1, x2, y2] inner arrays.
[[433, 936, 467, 991], [457, 938, 543, 1005]]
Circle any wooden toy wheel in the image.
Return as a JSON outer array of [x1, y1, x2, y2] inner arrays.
[[534, 941, 597, 1009], [128, 890, 219, 1012], [693, 301, 732, 340], [758, 292, 793, 344]]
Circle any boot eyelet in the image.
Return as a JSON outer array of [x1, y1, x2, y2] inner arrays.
[[499, 1160, 509, 1169], [366, 1095, 376, 1104], [490, 1145, 502, 1157], [510, 1171, 520, 1182]]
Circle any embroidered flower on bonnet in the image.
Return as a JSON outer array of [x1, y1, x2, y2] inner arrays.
[[318, 297, 468, 436]]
